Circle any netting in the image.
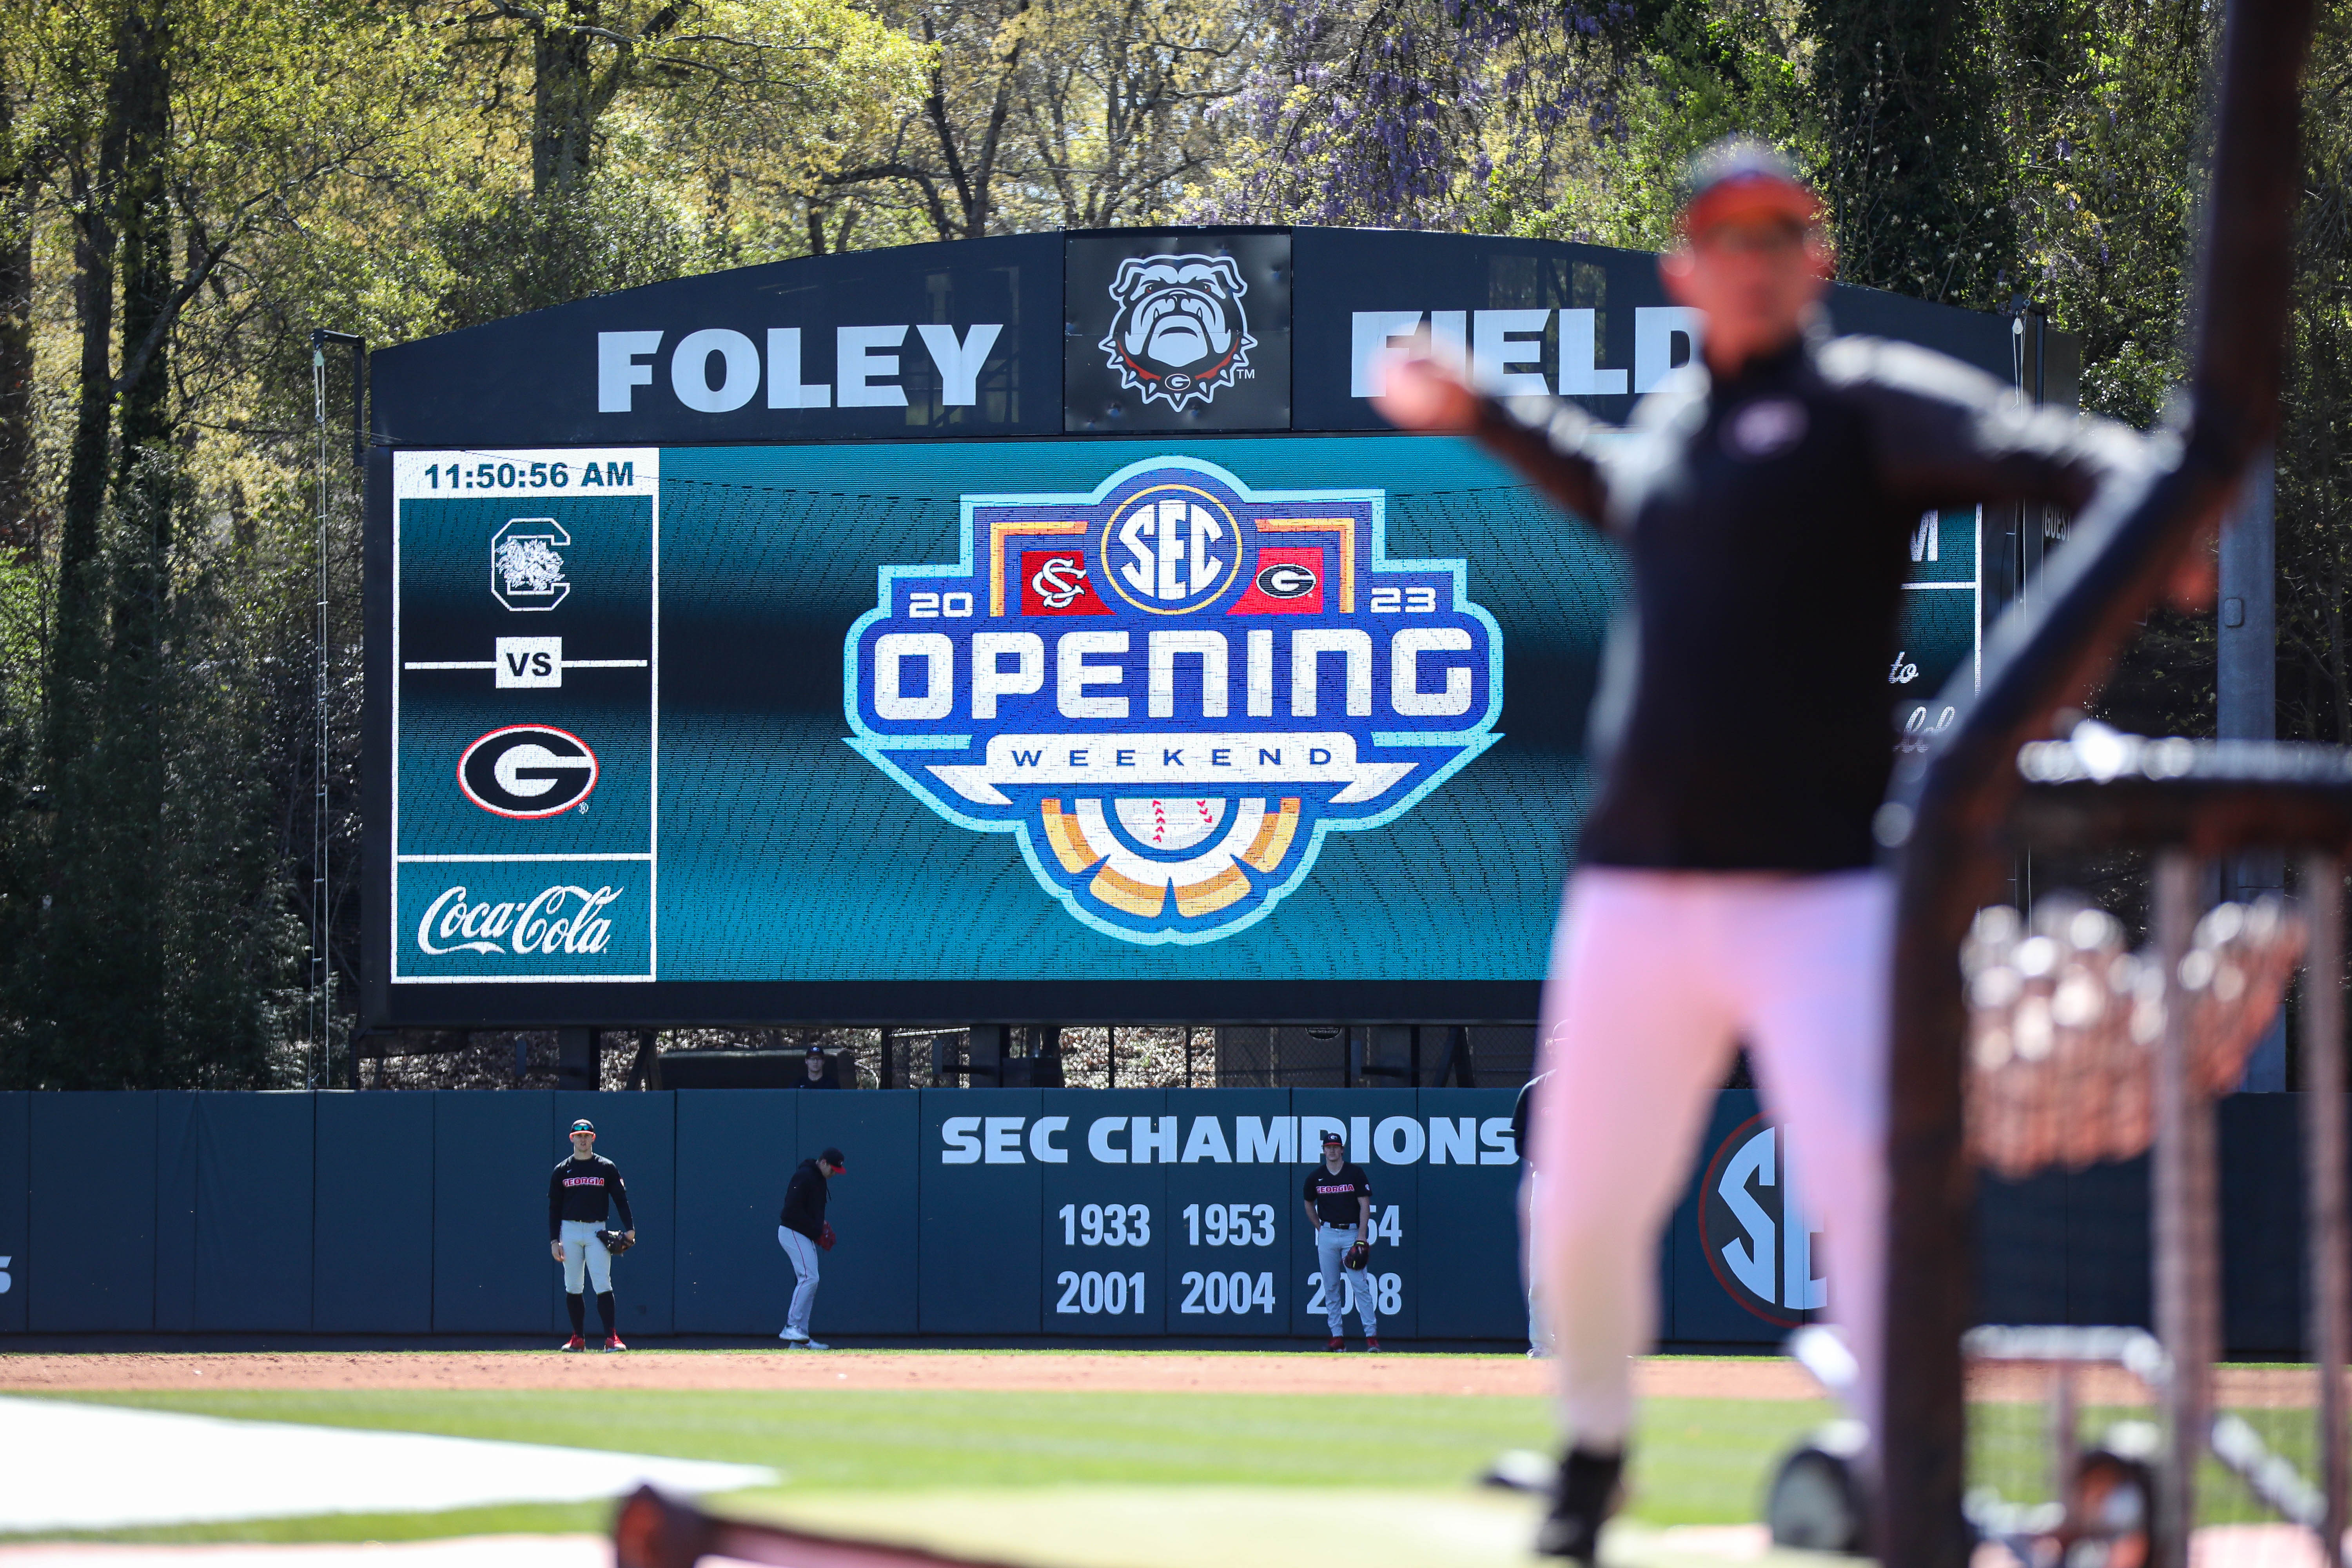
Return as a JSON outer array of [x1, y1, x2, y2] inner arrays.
[[1954, 880, 2336, 1568], [1963, 897, 2302, 1178]]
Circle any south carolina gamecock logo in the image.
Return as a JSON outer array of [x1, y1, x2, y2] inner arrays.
[[1098, 255, 1257, 412], [843, 457, 1503, 945]]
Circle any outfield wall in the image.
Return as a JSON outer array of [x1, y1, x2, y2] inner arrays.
[[0, 1088, 2320, 1350]]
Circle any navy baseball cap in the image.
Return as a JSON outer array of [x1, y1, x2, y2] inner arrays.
[[820, 1147, 846, 1168], [1319, 1129, 1345, 1146], [1679, 137, 1820, 236], [570, 1119, 595, 1133], [806, 1044, 826, 1057]]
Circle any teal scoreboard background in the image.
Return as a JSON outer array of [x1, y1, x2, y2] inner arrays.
[[367, 226, 2007, 1027]]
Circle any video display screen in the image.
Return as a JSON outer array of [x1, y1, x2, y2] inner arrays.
[[383, 435, 1974, 1020]]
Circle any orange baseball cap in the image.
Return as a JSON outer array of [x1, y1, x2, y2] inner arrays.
[[1679, 137, 1822, 237]]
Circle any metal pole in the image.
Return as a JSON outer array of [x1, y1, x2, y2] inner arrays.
[[2152, 852, 2218, 1568], [2303, 853, 2348, 1566], [2226, 455, 2287, 1089], [309, 343, 329, 1090], [307, 329, 362, 1091]]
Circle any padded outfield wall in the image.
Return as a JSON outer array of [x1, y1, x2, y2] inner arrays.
[[0, 1088, 2321, 1350]]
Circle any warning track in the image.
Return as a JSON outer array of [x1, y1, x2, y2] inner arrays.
[[0, 1350, 2321, 1406], [0, 1350, 1724, 1398]]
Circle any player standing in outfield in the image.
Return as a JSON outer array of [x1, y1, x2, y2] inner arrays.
[[1377, 137, 2157, 1559], [549, 1118, 635, 1352], [778, 1146, 846, 1348], [1512, 1069, 1554, 1359], [1301, 1129, 1379, 1352]]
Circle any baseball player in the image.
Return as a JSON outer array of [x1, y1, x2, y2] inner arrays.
[[1377, 138, 2158, 1559], [778, 1145, 845, 1348], [1301, 1129, 1379, 1352], [1512, 1069, 1555, 1358], [549, 1118, 634, 1352]]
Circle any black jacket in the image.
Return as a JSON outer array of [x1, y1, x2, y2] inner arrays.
[[1472, 332, 2152, 872], [780, 1157, 829, 1241]]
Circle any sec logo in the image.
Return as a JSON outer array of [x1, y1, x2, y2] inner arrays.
[[457, 725, 599, 818], [1698, 1114, 1828, 1326], [844, 456, 1503, 945], [1102, 484, 1241, 612]]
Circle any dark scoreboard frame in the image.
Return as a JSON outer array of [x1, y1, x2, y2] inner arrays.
[[363, 226, 2050, 1030]]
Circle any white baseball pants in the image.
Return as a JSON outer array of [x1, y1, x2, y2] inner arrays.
[[558, 1219, 612, 1294], [778, 1225, 821, 1336], [1519, 1176, 1553, 1355], [1314, 1225, 1376, 1336], [1530, 867, 1890, 1450]]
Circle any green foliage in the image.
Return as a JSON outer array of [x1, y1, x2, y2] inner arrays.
[[434, 175, 725, 329], [1805, 0, 2015, 305], [0, 478, 311, 1089]]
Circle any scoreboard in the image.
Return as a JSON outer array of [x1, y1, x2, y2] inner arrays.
[[367, 227, 2027, 1027]]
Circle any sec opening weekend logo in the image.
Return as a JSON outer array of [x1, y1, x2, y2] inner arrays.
[[844, 457, 1503, 944]]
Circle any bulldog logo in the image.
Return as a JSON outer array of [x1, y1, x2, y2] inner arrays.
[[1098, 255, 1258, 412]]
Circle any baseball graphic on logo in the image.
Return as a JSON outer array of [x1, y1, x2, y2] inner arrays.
[[1115, 797, 1224, 851], [1099, 255, 1257, 412]]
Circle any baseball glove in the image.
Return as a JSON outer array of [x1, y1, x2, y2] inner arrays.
[[818, 1222, 837, 1252], [598, 1229, 635, 1256], [1344, 1240, 1371, 1272]]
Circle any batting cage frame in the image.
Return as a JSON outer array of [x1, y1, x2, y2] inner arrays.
[[1877, 0, 2324, 1564]]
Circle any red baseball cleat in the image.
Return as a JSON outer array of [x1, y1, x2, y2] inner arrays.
[[604, 1334, 628, 1352], [1366, 1337, 1383, 1352], [1326, 1336, 1345, 1351], [560, 1334, 586, 1352]]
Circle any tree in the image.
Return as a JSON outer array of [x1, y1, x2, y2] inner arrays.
[[1806, 0, 2015, 304], [813, 0, 1245, 241], [443, 0, 925, 198], [0, 0, 445, 1087]]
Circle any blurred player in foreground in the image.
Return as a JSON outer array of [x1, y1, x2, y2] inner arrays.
[[1377, 138, 2161, 1559]]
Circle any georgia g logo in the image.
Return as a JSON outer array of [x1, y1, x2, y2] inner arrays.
[[844, 457, 1503, 945], [1099, 255, 1257, 412]]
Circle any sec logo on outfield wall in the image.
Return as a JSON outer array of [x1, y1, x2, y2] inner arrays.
[[844, 456, 1503, 944], [1699, 1114, 1828, 1327]]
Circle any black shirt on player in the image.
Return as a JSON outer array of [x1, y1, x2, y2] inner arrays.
[[548, 1154, 633, 1240], [1303, 1162, 1374, 1227], [1473, 331, 2152, 873], [780, 1157, 831, 1241]]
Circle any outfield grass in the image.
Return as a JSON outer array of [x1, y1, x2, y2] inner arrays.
[[4, 1384, 1838, 1543]]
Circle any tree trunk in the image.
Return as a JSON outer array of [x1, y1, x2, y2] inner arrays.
[[104, 0, 176, 1076], [532, 16, 600, 196], [49, 57, 132, 783], [0, 92, 38, 558], [110, 0, 173, 675]]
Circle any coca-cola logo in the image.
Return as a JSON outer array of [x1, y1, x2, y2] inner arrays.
[[416, 884, 624, 957]]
